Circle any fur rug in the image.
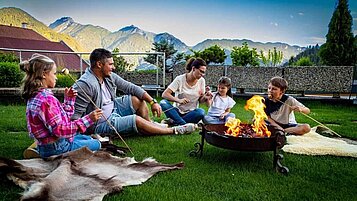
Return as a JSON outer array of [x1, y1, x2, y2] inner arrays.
[[0, 147, 184, 201], [282, 127, 357, 157]]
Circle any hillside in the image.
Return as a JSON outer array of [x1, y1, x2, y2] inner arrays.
[[0, 7, 85, 52]]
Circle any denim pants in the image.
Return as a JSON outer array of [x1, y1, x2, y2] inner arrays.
[[160, 99, 205, 125], [203, 113, 236, 124], [37, 134, 101, 158]]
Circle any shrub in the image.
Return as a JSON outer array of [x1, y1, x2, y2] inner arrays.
[[0, 52, 20, 63], [56, 73, 77, 88], [0, 62, 23, 87]]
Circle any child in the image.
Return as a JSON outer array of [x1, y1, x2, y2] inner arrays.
[[20, 53, 103, 158], [203, 76, 236, 124], [264, 76, 311, 135]]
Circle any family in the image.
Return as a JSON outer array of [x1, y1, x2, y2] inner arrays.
[[20, 48, 311, 158]]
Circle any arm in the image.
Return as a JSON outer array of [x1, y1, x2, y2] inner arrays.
[[220, 108, 231, 120], [62, 87, 77, 118], [162, 88, 189, 104], [291, 105, 310, 114], [42, 96, 96, 138], [72, 81, 92, 120]]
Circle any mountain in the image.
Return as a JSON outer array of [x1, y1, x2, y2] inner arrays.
[[154, 33, 189, 52], [0, 7, 85, 52], [191, 39, 304, 64]]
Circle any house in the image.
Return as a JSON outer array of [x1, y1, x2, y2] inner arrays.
[[0, 24, 89, 71]]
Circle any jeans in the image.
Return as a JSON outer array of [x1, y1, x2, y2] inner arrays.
[[203, 113, 236, 124], [95, 95, 138, 135], [37, 134, 101, 158], [160, 99, 205, 125]]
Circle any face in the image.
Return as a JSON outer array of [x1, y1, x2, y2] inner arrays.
[[268, 83, 284, 101], [217, 83, 229, 96], [99, 57, 115, 78], [193, 65, 206, 79], [42, 64, 57, 88]]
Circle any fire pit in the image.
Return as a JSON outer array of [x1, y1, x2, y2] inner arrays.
[[190, 123, 289, 174]]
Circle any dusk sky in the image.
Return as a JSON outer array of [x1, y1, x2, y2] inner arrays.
[[1, 0, 356, 47]]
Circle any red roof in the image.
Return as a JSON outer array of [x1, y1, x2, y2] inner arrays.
[[0, 25, 89, 71], [0, 25, 48, 41]]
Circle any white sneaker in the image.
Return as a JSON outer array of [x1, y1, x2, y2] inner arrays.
[[173, 123, 198, 135]]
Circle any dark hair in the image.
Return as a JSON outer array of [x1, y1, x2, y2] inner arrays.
[[19, 53, 55, 100], [269, 76, 288, 92], [90, 48, 112, 68], [185, 57, 207, 72], [218, 76, 233, 97]]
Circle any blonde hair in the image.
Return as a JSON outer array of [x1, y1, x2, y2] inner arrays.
[[19, 53, 55, 100]]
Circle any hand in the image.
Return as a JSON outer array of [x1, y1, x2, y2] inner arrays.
[[178, 98, 190, 104], [219, 113, 226, 120], [64, 87, 77, 98], [89, 108, 103, 122], [151, 103, 162, 117]]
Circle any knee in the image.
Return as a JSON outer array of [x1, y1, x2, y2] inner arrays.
[[302, 124, 311, 134], [159, 99, 171, 109], [132, 96, 146, 108], [196, 108, 205, 118]]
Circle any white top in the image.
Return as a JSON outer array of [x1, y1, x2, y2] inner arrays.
[[270, 96, 305, 124], [167, 74, 205, 114], [98, 82, 114, 123], [207, 92, 236, 116]]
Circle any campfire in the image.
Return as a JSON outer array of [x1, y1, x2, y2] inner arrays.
[[190, 95, 289, 174], [225, 95, 271, 138]]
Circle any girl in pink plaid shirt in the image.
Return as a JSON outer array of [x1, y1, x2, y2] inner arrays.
[[20, 54, 103, 158]]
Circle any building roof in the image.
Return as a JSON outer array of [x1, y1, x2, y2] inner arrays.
[[0, 25, 88, 71]]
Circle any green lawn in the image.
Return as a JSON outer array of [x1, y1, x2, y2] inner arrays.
[[0, 98, 356, 201]]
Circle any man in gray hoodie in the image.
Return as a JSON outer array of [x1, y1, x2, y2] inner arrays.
[[72, 48, 196, 136]]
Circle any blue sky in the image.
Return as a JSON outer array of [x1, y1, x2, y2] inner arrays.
[[1, 0, 356, 47]]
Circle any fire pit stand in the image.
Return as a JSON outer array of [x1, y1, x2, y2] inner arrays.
[[189, 124, 289, 174]]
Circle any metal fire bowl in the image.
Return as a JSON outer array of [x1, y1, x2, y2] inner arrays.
[[203, 124, 286, 152]]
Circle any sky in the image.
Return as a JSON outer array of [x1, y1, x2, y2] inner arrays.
[[1, 0, 356, 47]]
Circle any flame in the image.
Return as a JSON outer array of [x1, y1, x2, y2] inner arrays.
[[244, 95, 271, 137], [225, 117, 241, 136]]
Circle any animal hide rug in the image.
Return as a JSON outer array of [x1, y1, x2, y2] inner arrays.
[[0, 147, 184, 201]]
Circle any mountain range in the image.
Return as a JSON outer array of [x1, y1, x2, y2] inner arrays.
[[0, 7, 304, 65]]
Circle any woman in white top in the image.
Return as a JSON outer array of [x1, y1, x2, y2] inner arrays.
[[160, 58, 211, 125], [203, 76, 236, 124]]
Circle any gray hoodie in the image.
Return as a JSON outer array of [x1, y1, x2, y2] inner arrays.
[[72, 68, 146, 133]]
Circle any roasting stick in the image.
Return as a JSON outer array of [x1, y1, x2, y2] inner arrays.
[[61, 68, 134, 155], [270, 95, 341, 137]]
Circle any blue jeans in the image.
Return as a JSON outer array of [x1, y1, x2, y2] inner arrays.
[[203, 113, 236, 124], [95, 95, 138, 135], [160, 99, 205, 125], [37, 134, 101, 158]]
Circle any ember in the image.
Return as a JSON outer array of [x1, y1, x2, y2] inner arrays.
[[225, 95, 271, 138]]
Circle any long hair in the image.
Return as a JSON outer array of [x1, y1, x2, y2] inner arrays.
[[185, 57, 207, 72], [20, 53, 55, 100], [218, 76, 233, 97]]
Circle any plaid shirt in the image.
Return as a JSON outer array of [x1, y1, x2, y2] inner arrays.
[[26, 89, 93, 145]]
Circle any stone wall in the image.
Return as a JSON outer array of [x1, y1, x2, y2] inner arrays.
[[113, 66, 354, 93]]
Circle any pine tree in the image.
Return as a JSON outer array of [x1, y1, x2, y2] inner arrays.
[[319, 0, 356, 66]]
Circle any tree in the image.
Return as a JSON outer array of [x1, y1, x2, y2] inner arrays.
[[270, 47, 283, 67], [230, 42, 259, 67], [319, 0, 357, 66], [144, 39, 177, 69], [283, 44, 321, 66], [185, 45, 227, 65], [295, 57, 314, 66], [199, 45, 227, 65], [112, 48, 133, 73], [0, 51, 19, 63]]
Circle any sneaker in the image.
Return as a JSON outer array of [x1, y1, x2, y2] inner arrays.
[[173, 123, 198, 135], [153, 121, 169, 128], [23, 148, 40, 159], [161, 118, 175, 126]]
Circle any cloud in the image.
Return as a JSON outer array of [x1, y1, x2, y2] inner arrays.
[[354, 18, 357, 21], [354, 30, 357, 36], [306, 36, 326, 45], [290, 15, 294, 19], [298, 12, 304, 16], [270, 22, 278, 27]]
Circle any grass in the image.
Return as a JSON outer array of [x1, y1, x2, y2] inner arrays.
[[0, 99, 356, 201]]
